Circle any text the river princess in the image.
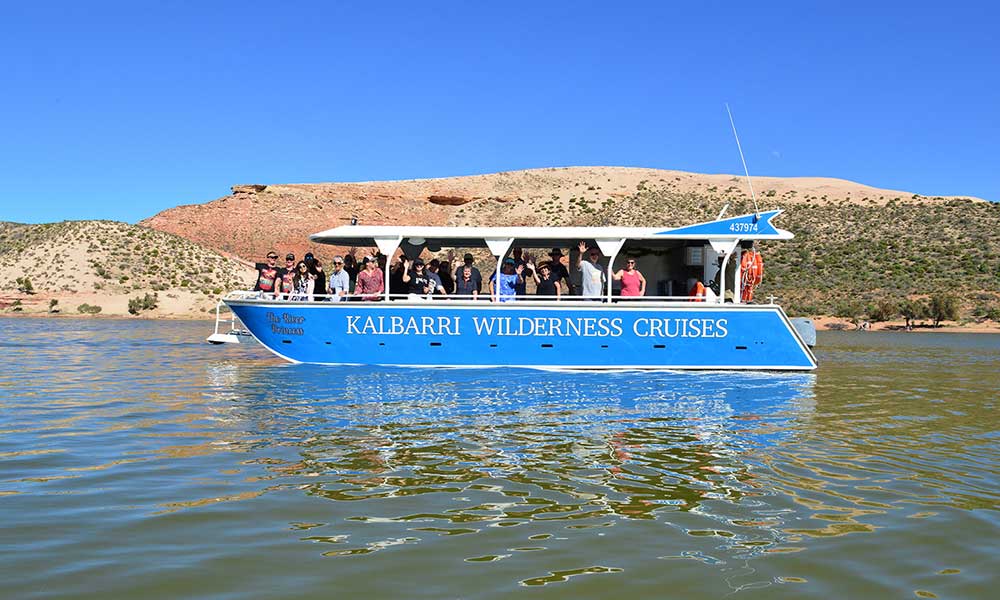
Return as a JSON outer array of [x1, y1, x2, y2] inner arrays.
[[222, 210, 816, 370]]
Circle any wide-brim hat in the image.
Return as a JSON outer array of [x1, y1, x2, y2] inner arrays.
[[549, 248, 564, 257]]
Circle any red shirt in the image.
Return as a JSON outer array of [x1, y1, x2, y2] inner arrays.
[[357, 268, 384, 299], [620, 270, 642, 296]]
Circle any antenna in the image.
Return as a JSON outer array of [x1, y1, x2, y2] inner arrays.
[[725, 103, 760, 219]]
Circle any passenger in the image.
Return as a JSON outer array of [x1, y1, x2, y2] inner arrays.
[[343, 251, 359, 293], [356, 256, 384, 301], [253, 251, 280, 297], [613, 258, 646, 297], [436, 256, 454, 295], [531, 261, 561, 300], [547, 248, 574, 295], [575, 241, 606, 299], [402, 258, 432, 297], [511, 248, 528, 296], [291, 261, 314, 301], [389, 258, 407, 298], [305, 252, 326, 300], [276, 253, 297, 299], [453, 253, 482, 294], [455, 265, 479, 299], [489, 258, 523, 303], [327, 255, 350, 302], [427, 259, 447, 296]]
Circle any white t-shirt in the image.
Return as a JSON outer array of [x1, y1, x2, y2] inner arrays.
[[578, 260, 605, 297]]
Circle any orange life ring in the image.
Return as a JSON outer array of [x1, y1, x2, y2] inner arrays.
[[689, 280, 706, 302], [740, 249, 764, 302]]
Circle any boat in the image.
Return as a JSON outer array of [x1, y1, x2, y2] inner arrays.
[[221, 209, 817, 370]]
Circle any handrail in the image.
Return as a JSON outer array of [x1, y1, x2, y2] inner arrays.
[[223, 290, 774, 305]]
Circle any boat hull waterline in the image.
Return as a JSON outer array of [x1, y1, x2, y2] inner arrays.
[[227, 300, 817, 370]]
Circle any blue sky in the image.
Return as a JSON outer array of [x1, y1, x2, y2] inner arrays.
[[2, 1, 997, 224]]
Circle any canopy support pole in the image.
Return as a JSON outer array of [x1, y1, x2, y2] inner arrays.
[[375, 236, 402, 301], [596, 239, 625, 302]]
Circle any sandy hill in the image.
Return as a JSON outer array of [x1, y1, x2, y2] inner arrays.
[[140, 166, 999, 317], [142, 166, 987, 262], [0, 220, 254, 317]]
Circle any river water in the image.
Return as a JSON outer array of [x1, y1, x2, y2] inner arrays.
[[1, 318, 997, 599]]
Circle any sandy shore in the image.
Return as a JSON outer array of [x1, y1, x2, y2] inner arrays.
[[810, 316, 1000, 334]]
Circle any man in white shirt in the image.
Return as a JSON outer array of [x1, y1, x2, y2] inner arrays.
[[327, 255, 351, 302], [575, 241, 606, 298]]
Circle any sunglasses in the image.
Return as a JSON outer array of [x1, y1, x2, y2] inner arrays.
[[267, 256, 278, 260], [333, 261, 344, 265], [627, 260, 636, 264]]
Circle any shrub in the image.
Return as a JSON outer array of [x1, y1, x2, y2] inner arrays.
[[868, 298, 898, 322], [128, 293, 158, 315], [833, 299, 865, 324], [899, 298, 927, 329], [77, 303, 102, 314], [928, 293, 960, 326]]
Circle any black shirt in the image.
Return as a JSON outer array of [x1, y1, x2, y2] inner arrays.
[[407, 272, 431, 294], [536, 275, 558, 297]]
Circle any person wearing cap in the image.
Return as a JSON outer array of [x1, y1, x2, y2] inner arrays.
[[275, 253, 297, 299], [253, 251, 281, 296], [547, 248, 574, 295], [489, 258, 524, 303], [575, 241, 606, 299], [427, 259, 447, 296], [356, 255, 384, 301], [402, 257, 432, 297], [453, 253, 482, 294], [327, 255, 350, 302]]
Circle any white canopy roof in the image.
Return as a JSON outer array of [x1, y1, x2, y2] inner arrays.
[[308, 211, 793, 249]]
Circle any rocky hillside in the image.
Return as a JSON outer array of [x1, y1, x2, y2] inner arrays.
[[141, 167, 999, 317], [0, 220, 254, 317]]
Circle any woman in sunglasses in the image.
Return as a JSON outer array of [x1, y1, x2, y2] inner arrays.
[[613, 257, 646, 297], [291, 261, 315, 301]]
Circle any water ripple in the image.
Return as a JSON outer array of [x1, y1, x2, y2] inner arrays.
[[1, 319, 997, 599]]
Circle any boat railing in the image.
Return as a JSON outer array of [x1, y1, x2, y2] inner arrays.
[[223, 290, 773, 305]]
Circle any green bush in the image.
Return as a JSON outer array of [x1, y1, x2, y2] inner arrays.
[[77, 303, 102, 314], [899, 298, 927, 329], [928, 293, 960, 326], [128, 293, 158, 315], [868, 298, 898, 322]]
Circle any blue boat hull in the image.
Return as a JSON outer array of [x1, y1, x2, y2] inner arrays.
[[226, 300, 816, 370]]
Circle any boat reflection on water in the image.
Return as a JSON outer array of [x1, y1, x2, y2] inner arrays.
[[207, 363, 815, 524]]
